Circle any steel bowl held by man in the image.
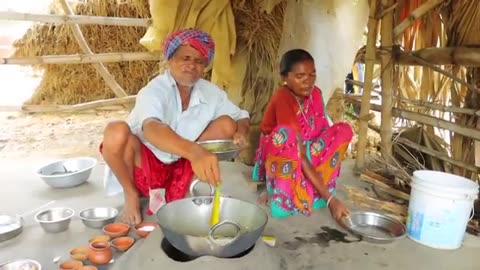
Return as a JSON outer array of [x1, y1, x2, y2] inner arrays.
[[156, 182, 268, 258], [197, 139, 241, 161]]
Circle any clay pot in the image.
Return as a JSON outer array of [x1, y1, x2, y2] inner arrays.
[[70, 246, 90, 261], [59, 260, 83, 270], [102, 223, 130, 238], [88, 240, 113, 265], [88, 235, 111, 244], [111, 236, 135, 252], [134, 222, 158, 238]]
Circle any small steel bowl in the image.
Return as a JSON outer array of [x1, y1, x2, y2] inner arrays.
[[79, 207, 118, 229], [37, 157, 97, 188], [35, 207, 74, 233], [0, 259, 41, 270], [342, 211, 406, 244], [197, 139, 241, 161]]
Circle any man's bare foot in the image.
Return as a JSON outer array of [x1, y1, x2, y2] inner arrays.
[[122, 194, 142, 225], [257, 190, 268, 206]]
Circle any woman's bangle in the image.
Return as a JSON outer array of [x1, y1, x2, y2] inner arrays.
[[326, 194, 334, 207]]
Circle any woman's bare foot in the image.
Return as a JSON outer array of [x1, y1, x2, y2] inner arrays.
[[257, 190, 268, 205], [122, 193, 142, 225]]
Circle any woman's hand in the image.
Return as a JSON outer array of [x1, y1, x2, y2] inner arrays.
[[328, 197, 350, 223]]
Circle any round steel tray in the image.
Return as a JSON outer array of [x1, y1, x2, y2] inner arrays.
[[0, 216, 23, 243], [0, 259, 41, 270], [341, 211, 406, 244]]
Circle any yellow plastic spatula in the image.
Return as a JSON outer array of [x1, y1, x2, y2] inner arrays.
[[210, 184, 221, 226]]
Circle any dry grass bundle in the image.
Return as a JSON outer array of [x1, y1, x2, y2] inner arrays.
[[12, 0, 159, 105], [441, 0, 480, 46], [441, 0, 480, 179], [232, 0, 286, 124], [326, 88, 346, 123]]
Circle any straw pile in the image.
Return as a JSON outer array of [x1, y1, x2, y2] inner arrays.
[[12, 0, 158, 105], [233, 0, 286, 124], [13, 0, 287, 111]]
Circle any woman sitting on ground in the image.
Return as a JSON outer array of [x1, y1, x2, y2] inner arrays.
[[252, 49, 353, 223]]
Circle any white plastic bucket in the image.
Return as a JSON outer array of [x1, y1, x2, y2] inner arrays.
[[406, 170, 479, 250]]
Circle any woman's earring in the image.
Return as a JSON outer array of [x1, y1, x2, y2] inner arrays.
[[283, 81, 287, 86]]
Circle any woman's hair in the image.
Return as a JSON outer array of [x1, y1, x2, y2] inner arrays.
[[279, 49, 314, 77]]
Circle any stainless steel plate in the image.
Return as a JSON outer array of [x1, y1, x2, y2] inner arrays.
[[0, 216, 23, 242], [342, 211, 406, 244], [0, 259, 41, 270]]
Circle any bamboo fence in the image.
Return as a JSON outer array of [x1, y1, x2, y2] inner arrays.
[[353, 0, 480, 180], [0, 4, 154, 111]]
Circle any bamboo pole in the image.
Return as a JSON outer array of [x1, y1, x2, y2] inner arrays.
[[397, 97, 479, 115], [20, 96, 136, 113], [357, 47, 480, 67], [346, 96, 480, 141], [376, 2, 398, 19], [404, 50, 480, 94], [393, 0, 446, 38], [0, 11, 151, 27], [356, 0, 379, 171], [396, 47, 480, 67], [59, 0, 128, 98], [1, 52, 160, 65], [396, 137, 480, 173], [346, 95, 479, 115], [380, 0, 394, 158], [345, 110, 381, 133], [345, 79, 365, 88]]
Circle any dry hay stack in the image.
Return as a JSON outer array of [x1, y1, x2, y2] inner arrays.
[[233, 0, 286, 125], [12, 0, 158, 105], [326, 88, 346, 123]]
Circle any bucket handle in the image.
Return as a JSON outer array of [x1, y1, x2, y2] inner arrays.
[[207, 220, 242, 246], [189, 179, 215, 197]]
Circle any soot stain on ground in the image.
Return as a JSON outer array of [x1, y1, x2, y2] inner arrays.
[[283, 226, 361, 250]]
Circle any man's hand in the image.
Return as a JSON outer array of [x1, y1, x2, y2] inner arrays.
[[188, 145, 221, 186]]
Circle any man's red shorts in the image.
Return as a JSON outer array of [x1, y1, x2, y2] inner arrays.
[[99, 142, 194, 202]]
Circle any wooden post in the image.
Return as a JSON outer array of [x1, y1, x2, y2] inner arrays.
[[380, 0, 394, 158], [59, 0, 128, 99], [355, 0, 379, 171], [393, 0, 446, 38]]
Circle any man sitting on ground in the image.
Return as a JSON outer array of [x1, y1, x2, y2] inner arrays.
[[100, 29, 250, 225]]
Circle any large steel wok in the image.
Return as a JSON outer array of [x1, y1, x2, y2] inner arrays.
[[155, 180, 268, 258]]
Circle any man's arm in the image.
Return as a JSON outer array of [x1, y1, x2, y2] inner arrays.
[[142, 118, 220, 184], [142, 118, 199, 161]]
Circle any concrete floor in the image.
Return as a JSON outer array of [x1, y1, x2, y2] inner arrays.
[[0, 157, 479, 270]]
